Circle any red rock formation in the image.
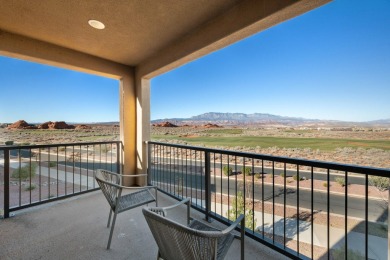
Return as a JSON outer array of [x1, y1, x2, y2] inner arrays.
[[38, 121, 51, 129], [48, 121, 75, 129], [7, 120, 33, 129], [203, 123, 221, 128], [38, 121, 75, 129], [75, 124, 92, 130], [154, 121, 178, 127]]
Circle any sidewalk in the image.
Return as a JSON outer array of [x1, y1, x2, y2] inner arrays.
[[5, 159, 96, 188], [211, 201, 387, 259]]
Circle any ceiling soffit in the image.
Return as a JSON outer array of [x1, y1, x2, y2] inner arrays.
[[0, 0, 241, 66]]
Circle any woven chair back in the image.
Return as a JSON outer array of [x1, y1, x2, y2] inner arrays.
[[143, 208, 223, 260], [95, 170, 121, 210]]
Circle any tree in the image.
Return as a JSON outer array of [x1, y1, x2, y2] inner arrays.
[[12, 163, 37, 180], [226, 191, 256, 229]]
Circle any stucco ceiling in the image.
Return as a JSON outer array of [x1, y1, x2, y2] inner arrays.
[[0, 0, 241, 66]]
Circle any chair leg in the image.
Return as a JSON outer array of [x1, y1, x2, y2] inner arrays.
[[107, 209, 112, 228], [107, 210, 118, 250], [155, 189, 158, 207]]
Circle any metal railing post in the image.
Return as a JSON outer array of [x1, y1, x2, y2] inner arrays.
[[121, 142, 124, 175], [147, 142, 151, 186], [388, 179, 390, 260], [204, 150, 211, 222], [116, 142, 120, 174], [4, 148, 10, 218]]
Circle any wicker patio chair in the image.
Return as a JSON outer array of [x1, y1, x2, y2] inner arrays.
[[143, 198, 245, 260], [95, 169, 158, 249]]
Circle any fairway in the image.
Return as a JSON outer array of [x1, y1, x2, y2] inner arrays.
[[152, 135, 390, 151]]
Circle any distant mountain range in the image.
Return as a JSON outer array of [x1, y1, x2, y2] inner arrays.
[[152, 112, 390, 127], [2, 113, 389, 127]]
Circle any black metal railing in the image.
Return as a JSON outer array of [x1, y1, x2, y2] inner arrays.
[[148, 141, 390, 260], [0, 141, 123, 218]]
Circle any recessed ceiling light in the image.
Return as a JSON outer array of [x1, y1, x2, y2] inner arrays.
[[88, 20, 105, 30]]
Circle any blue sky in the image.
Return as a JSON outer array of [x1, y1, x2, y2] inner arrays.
[[0, 58, 119, 123], [151, 0, 390, 122], [1, 0, 390, 123]]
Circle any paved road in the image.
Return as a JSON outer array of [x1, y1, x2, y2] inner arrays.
[[14, 151, 368, 185], [150, 166, 387, 222], [154, 156, 369, 185], [9, 150, 118, 172]]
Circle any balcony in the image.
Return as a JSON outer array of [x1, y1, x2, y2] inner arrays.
[[2, 0, 383, 259], [1, 141, 389, 259], [1, 190, 283, 259]]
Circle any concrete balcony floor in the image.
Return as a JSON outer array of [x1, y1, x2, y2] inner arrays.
[[0, 191, 285, 260]]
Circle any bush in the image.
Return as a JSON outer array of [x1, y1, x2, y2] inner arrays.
[[243, 166, 252, 176], [293, 174, 303, 181], [223, 165, 233, 176], [100, 145, 111, 153], [280, 173, 285, 178], [335, 177, 346, 187], [323, 182, 328, 187], [369, 176, 390, 192], [12, 163, 37, 180], [332, 245, 364, 260], [255, 173, 262, 179], [5, 141, 14, 145], [49, 161, 57, 167], [25, 184, 36, 191], [68, 152, 81, 162]]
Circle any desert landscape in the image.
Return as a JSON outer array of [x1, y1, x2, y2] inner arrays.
[[1, 114, 390, 169], [151, 124, 390, 169], [0, 120, 119, 144], [1, 115, 389, 258]]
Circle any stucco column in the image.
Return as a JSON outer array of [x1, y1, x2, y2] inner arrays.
[[119, 73, 137, 186], [135, 77, 151, 186]]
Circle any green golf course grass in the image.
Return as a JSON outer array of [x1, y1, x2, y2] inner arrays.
[[152, 135, 390, 151]]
